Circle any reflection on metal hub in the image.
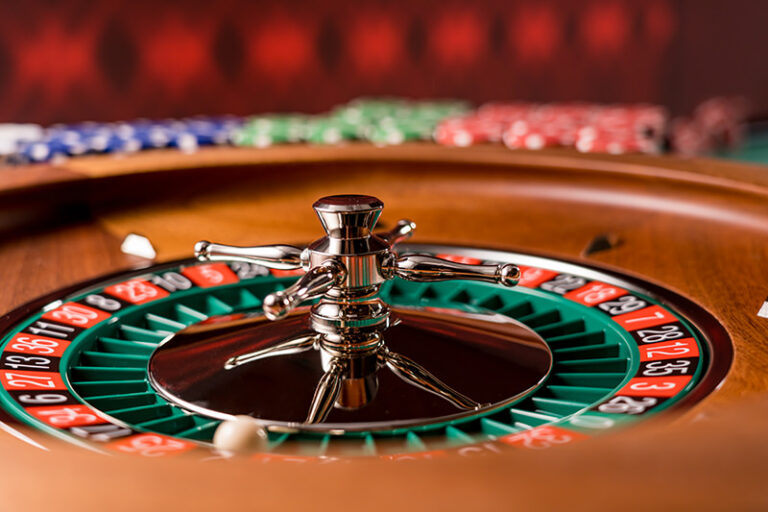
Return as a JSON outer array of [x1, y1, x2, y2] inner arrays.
[[152, 195, 539, 433], [148, 306, 552, 432]]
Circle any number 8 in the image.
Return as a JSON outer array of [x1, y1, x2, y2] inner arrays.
[[85, 294, 121, 311]]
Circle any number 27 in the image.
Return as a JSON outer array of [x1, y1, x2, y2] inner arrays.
[[3, 372, 56, 389]]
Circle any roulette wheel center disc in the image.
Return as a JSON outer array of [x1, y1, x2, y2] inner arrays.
[[147, 306, 552, 432]]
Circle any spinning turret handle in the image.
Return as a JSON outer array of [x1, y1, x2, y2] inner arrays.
[[388, 254, 520, 286], [262, 261, 345, 320], [194, 241, 303, 270], [195, 195, 520, 320]]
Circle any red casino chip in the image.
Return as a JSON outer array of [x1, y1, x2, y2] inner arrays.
[[502, 107, 593, 150], [575, 126, 654, 155], [477, 101, 669, 155], [670, 117, 709, 155], [457, 101, 674, 154], [693, 97, 748, 150], [575, 132, 633, 154], [576, 106, 668, 154], [434, 116, 504, 147], [501, 121, 528, 148], [631, 105, 668, 139], [671, 97, 749, 155], [434, 124, 475, 147], [502, 120, 571, 150]]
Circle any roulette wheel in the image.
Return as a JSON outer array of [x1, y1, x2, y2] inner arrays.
[[0, 143, 767, 510]]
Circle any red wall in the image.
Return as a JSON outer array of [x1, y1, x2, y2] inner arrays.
[[0, 0, 765, 124]]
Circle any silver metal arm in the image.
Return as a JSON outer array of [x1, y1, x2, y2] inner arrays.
[[376, 219, 417, 246], [192, 195, 527, 430], [195, 240, 303, 270], [224, 333, 320, 369], [263, 261, 345, 320], [380, 349, 480, 410], [305, 358, 345, 423], [391, 254, 520, 287]]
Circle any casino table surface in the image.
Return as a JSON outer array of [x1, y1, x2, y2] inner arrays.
[[0, 144, 767, 510], [718, 126, 768, 165]]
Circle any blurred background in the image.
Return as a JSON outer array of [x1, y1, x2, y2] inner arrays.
[[0, 0, 766, 124]]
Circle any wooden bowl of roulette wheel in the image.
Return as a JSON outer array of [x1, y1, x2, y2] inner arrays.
[[0, 144, 766, 510]]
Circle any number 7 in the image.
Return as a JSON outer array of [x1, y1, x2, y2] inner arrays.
[[624, 311, 665, 324]]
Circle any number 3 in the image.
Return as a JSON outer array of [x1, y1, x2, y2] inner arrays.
[[630, 381, 676, 391]]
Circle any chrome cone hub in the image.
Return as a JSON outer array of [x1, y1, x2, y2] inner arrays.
[[152, 195, 542, 434]]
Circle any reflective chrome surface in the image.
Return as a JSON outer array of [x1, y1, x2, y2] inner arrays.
[[312, 194, 383, 239], [262, 260, 345, 320], [377, 219, 417, 246], [149, 306, 552, 433], [305, 357, 345, 423], [181, 196, 538, 433], [391, 254, 520, 286], [194, 241, 303, 270], [379, 347, 480, 411], [195, 195, 521, 347]]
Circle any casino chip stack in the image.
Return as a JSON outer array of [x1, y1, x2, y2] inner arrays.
[[348, 99, 469, 146], [9, 117, 243, 163], [233, 98, 470, 148], [234, 115, 307, 147], [670, 97, 749, 156], [11, 96, 745, 163], [0, 124, 44, 162], [435, 102, 669, 155]]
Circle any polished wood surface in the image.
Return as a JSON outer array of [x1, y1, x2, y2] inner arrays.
[[0, 145, 767, 509]]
